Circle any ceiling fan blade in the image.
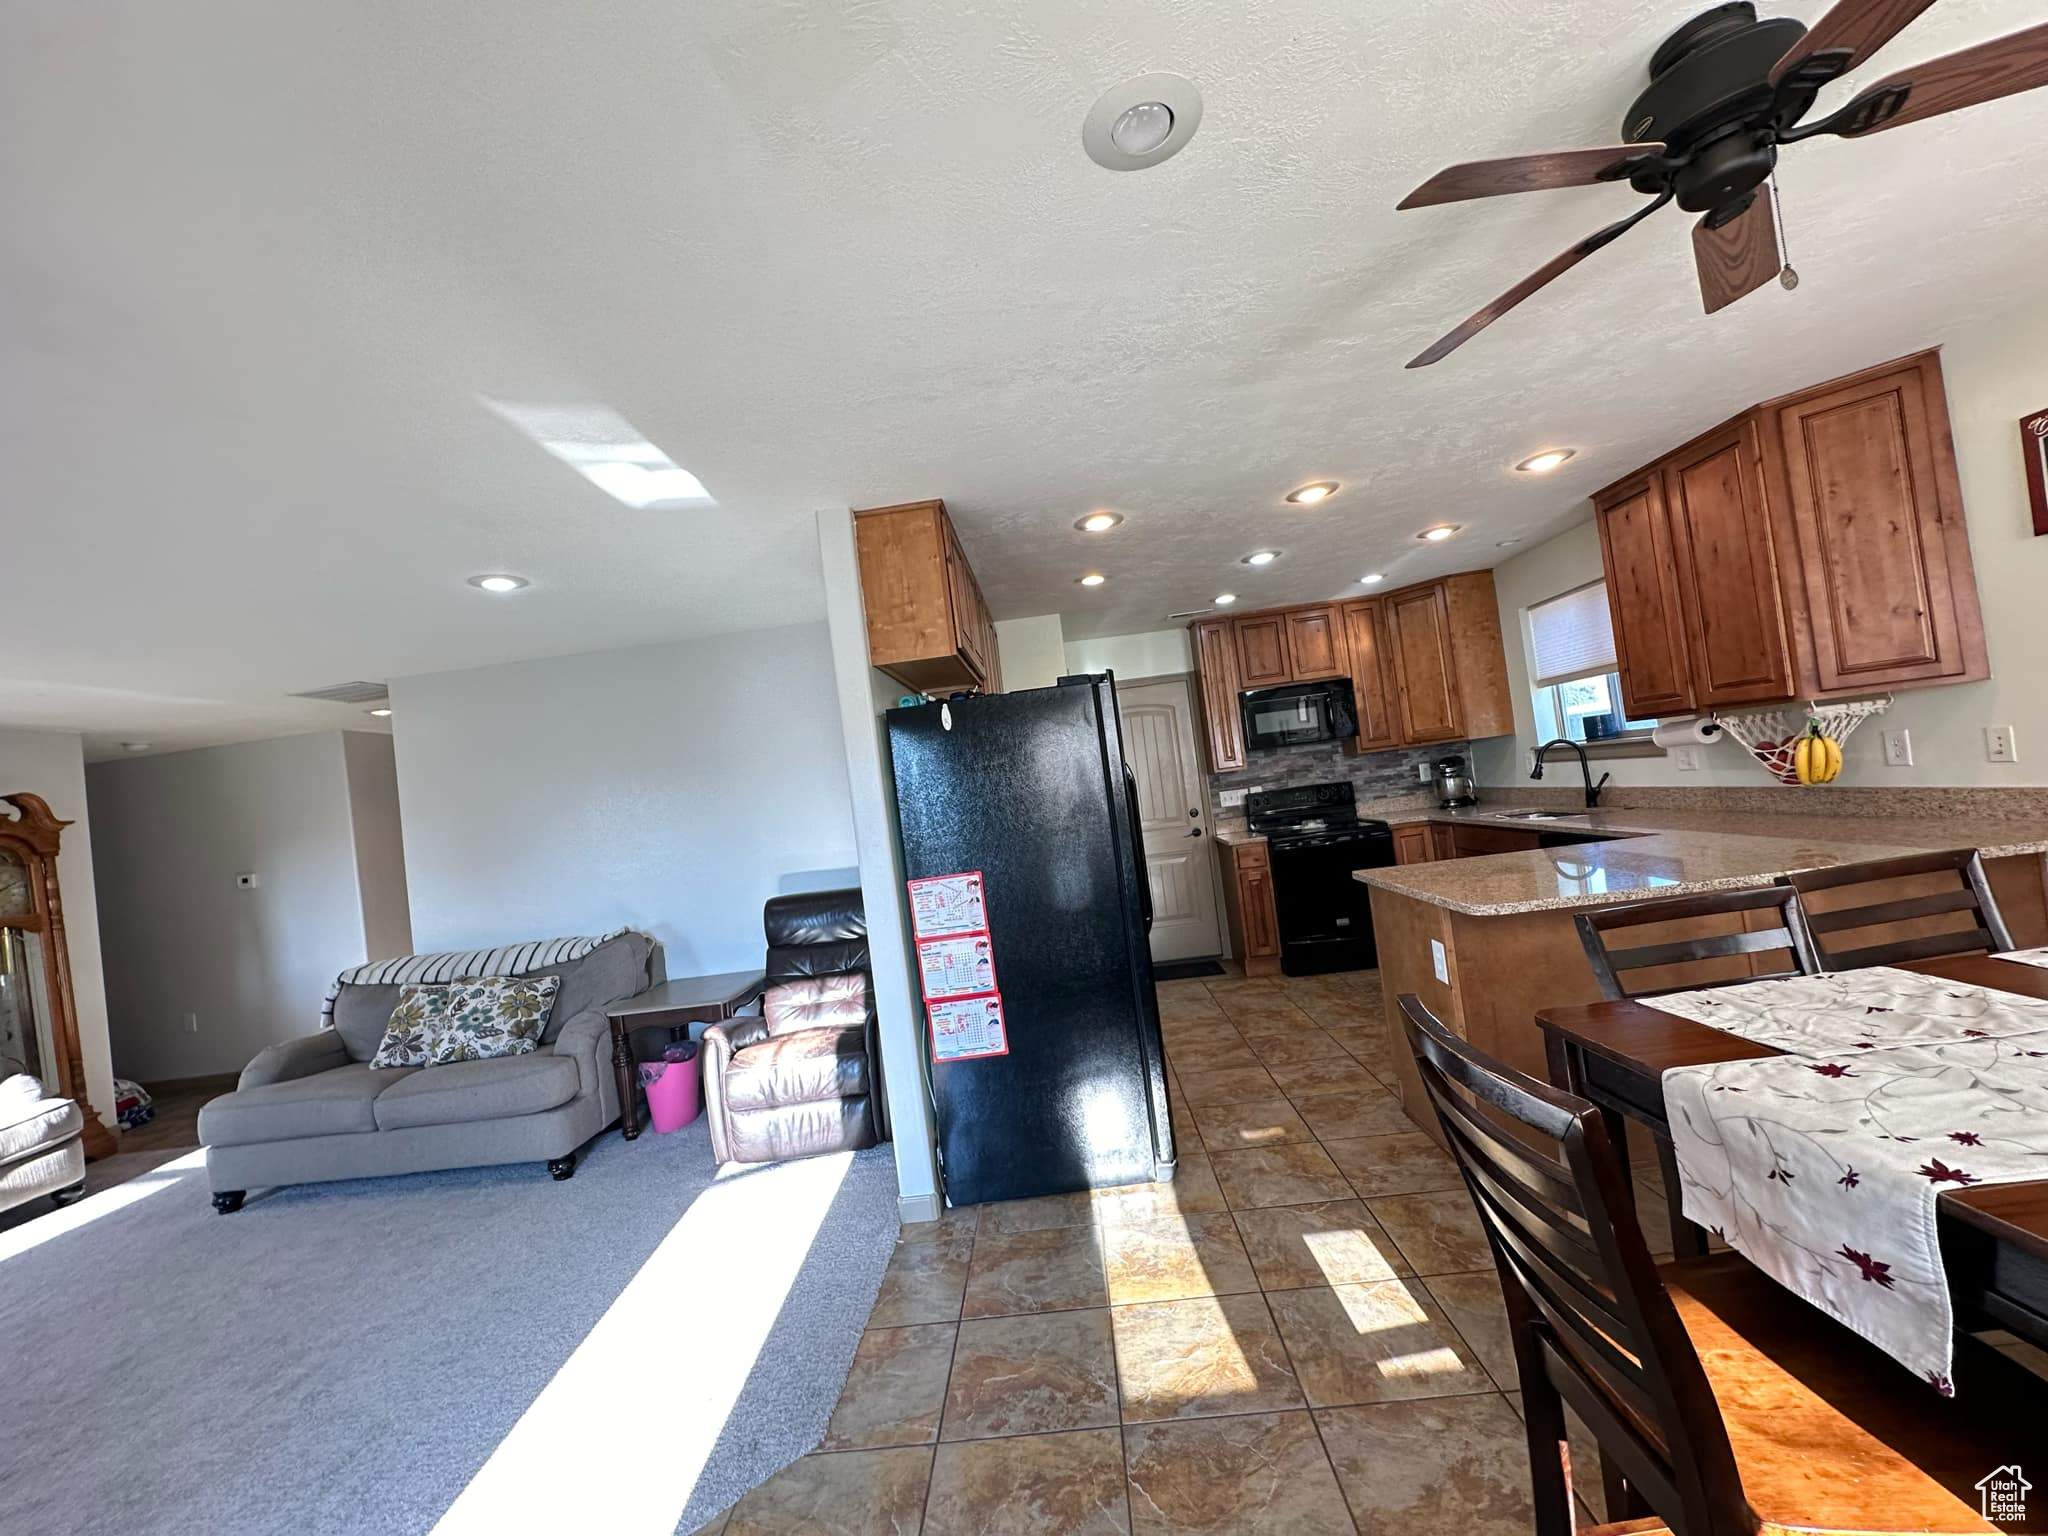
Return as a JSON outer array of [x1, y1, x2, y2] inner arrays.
[[1831, 20, 2048, 137], [1693, 196, 1780, 315], [1769, 0, 1941, 86], [1407, 192, 1673, 368], [1397, 144, 1666, 209]]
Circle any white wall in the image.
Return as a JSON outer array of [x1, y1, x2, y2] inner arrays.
[[390, 625, 861, 974], [0, 729, 115, 1125], [343, 731, 413, 960], [88, 731, 383, 1082], [993, 615, 1067, 691], [1473, 312, 2048, 791], [1064, 628, 1194, 680]]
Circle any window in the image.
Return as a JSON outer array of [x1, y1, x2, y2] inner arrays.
[[1525, 581, 1660, 746]]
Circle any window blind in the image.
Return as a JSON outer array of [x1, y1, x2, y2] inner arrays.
[[1528, 581, 1619, 688]]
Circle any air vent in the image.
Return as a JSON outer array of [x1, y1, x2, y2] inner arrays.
[[1166, 608, 1214, 620], [289, 681, 390, 705]]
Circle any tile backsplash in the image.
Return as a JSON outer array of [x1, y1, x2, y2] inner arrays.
[[1207, 738, 1472, 822]]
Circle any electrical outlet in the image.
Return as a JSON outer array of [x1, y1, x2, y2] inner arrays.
[[1417, 762, 1432, 783], [1883, 729, 1914, 767], [183, 1012, 200, 1034], [1430, 938, 1449, 984], [235, 872, 261, 890], [1986, 725, 2018, 763], [1218, 788, 1247, 809], [1671, 745, 1703, 772]]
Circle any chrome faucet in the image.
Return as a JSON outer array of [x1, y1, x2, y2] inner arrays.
[[1530, 738, 1611, 809]]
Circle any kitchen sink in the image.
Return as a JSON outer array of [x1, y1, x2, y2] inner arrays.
[[1488, 808, 1584, 821]]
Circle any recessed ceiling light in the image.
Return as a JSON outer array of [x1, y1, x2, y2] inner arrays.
[[1286, 481, 1339, 505], [120, 741, 151, 754], [468, 574, 529, 593], [1243, 550, 1280, 566], [482, 400, 713, 509], [1514, 448, 1577, 474], [1213, 592, 1238, 606], [1417, 525, 1461, 542], [1078, 573, 1107, 587], [1360, 573, 1386, 586], [1076, 511, 1123, 533], [1496, 537, 1524, 548], [1082, 74, 1203, 171], [366, 707, 393, 718]]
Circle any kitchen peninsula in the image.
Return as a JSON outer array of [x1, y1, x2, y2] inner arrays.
[[1350, 798, 2048, 1138]]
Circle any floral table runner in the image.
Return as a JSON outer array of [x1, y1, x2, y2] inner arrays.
[[1651, 973, 2048, 1389], [1644, 965, 2048, 1052]]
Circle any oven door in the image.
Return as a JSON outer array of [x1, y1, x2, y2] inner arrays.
[[1240, 681, 1356, 753]]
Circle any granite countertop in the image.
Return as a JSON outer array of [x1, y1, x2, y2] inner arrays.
[[1351, 803, 2048, 917]]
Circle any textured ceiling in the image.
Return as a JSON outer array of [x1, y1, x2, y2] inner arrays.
[[4, 0, 2046, 755]]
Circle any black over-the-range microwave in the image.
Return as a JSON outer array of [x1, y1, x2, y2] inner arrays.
[[1239, 678, 1358, 753]]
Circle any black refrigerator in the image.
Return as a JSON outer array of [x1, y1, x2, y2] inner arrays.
[[886, 674, 1175, 1208]]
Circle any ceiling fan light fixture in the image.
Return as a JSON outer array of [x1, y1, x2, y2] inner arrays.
[[1083, 74, 1204, 171], [1286, 481, 1340, 505], [1514, 449, 1576, 473]]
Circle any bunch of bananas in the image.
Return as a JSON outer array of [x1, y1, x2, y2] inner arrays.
[[1792, 721, 1843, 785]]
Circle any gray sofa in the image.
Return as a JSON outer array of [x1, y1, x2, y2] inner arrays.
[[199, 930, 652, 1211]]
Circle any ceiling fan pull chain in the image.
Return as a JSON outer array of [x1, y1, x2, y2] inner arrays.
[[1769, 173, 1799, 291]]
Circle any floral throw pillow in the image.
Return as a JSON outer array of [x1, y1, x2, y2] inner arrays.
[[371, 985, 451, 1069], [426, 975, 562, 1066]]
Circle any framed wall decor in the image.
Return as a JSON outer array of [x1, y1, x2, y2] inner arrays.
[[2025, 405, 2048, 537]]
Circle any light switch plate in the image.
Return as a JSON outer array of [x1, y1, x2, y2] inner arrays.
[[1218, 788, 1247, 809], [1986, 725, 2018, 763], [1430, 938, 1449, 984], [1883, 729, 1913, 767]]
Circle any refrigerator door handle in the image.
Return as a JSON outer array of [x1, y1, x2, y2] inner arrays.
[[1121, 764, 1153, 935]]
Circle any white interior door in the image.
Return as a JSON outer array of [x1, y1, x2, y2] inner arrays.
[[1118, 677, 1223, 964]]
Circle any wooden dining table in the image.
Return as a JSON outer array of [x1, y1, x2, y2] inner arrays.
[[1537, 953, 2048, 1354]]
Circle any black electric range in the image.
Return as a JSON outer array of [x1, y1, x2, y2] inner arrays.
[[1245, 782, 1396, 976]]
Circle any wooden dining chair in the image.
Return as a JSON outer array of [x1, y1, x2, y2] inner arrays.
[[1575, 886, 1823, 1001], [1396, 992, 2039, 1536], [1780, 849, 2015, 971]]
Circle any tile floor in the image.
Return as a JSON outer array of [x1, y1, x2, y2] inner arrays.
[[699, 967, 1656, 1535]]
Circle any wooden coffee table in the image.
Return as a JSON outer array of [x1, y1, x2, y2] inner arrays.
[[606, 970, 765, 1139]]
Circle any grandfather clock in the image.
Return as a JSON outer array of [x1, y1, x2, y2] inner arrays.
[[0, 793, 115, 1159]]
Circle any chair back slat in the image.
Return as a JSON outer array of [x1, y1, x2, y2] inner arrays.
[[1575, 885, 1822, 1001], [1397, 994, 1756, 1536], [1784, 849, 2013, 970]]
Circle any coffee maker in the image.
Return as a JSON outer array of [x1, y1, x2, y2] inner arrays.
[[1435, 754, 1477, 808]]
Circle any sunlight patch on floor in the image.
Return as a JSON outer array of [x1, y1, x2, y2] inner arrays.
[[432, 1149, 855, 1536], [0, 1147, 204, 1264]]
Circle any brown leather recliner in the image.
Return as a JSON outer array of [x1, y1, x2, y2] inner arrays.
[[702, 889, 888, 1164]]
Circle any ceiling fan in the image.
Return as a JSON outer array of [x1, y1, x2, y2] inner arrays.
[[1397, 0, 2048, 368]]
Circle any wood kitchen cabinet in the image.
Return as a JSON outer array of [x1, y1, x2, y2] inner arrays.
[[1340, 599, 1400, 750], [1191, 574, 1513, 760], [1593, 350, 1987, 718], [1192, 618, 1246, 772], [854, 499, 1002, 694], [1218, 839, 1281, 976], [1392, 823, 1438, 865]]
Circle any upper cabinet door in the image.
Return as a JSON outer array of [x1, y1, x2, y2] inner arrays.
[[1234, 616, 1292, 688], [1191, 618, 1246, 772], [1387, 584, 1463, 743], [1283, 606, 1348, 681], [1663, 420, 1795, 708], [1340, 600, 1399, 750], [1594, 474, 1697, 718], [1772, 355, 1983, 692]]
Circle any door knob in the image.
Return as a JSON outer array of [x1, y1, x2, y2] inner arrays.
[[1186, 828, 1203, 838]]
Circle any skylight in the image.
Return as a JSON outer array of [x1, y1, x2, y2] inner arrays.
[[483, 400, 713, 509]]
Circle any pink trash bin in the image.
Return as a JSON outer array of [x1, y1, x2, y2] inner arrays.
[[638, 1049, 702, 1133]]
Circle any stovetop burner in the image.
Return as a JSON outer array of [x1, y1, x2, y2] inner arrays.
[[1246, 781, 1385, 842]]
